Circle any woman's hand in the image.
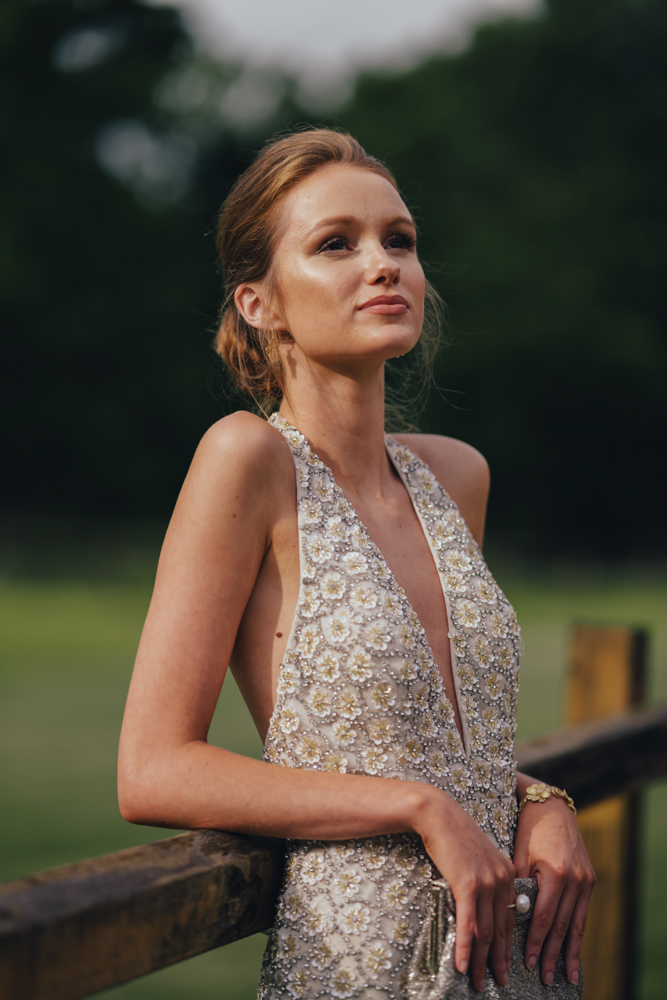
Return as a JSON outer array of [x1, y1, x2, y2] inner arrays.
[[513, 776, 596, 987], [415, 788, 517, 993]]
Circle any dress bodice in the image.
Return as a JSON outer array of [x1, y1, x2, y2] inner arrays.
[[258, 414, 521, 999]]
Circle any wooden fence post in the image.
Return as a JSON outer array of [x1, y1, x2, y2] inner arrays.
[[566, 624, 647, 1000]]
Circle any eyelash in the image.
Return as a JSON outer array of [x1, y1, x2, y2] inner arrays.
[[318, 233, 417, 253]]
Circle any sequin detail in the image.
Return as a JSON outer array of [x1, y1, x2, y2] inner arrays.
[[258, 414, 521, 999]]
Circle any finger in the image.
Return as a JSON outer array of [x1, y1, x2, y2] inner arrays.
[[564, 878, 595, 985], [470, 888, 495, 992], [538, 886, 578, 986], [505, 861, 516, 969], [454, 894, 477, 979], [505, 883, 516, 969], [524, 878, 563, 972], [488, 883, 511, 989]]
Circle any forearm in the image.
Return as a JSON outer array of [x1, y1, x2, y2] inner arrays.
[[118, 738, 442, 842]]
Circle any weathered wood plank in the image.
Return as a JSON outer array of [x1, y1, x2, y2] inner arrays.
[[0, 830, 286, 1000], [2, 706, 667, 1000], [515, 704, 667, 808]]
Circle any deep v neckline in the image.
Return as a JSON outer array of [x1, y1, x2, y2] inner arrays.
[[272, 415, 470, 756], [259, 418, 521, 994], [385, 437, 469, 754]]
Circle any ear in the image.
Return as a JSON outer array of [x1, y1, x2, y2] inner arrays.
[[234, 282, 283, 331]]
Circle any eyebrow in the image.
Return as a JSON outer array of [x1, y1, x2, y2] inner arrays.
[[307, 214, 415, 236]]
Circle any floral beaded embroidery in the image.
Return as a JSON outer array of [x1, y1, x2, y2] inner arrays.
[[258, 414, 521, 1000]]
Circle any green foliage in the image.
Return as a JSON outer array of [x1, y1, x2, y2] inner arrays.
[[338, 0, 667, 554], [0, 0, 249, 518], [1, 0, 665, 554]]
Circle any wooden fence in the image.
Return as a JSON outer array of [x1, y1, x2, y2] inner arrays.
[[1, 625, 666, 1000]]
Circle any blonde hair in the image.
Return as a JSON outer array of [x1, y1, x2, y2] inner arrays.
[[214, 127, 444, 426]]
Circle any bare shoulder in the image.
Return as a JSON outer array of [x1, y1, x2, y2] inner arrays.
[[173, 411, 295, 534], [196, 410, 290, 471], [189, 410, 297, 492], [393, 433, 490, 546]]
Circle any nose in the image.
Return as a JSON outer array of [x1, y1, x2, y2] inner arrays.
[[365, 244, 400, 286]]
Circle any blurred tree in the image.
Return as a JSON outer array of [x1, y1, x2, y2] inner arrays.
[[0, 0, 249, 520], [1, 0, 665, 557], [340, 0, 667, 555]]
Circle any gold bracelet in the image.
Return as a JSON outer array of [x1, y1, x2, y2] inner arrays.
[[518, 782, 577, 816]]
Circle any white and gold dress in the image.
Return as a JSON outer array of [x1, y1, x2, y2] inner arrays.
[[257, 414, 521, 1000]]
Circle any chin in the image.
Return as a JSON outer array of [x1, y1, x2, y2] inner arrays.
[[309, 323, 421, 367], [370, 325, 421, 360]]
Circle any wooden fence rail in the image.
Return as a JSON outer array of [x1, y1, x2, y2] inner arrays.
[[2, 704, 667, 1000]]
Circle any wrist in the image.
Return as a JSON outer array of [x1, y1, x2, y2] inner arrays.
[[517, 782, 577, 817], [406, 782, 454, 838]]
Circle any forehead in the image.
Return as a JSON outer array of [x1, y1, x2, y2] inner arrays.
[[277, 163, 412, 236]]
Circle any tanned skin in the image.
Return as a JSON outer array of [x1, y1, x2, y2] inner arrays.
[[119, 164, 594, 993]]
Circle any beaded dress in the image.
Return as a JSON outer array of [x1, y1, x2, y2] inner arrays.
[[258, 414, 521, 1000]]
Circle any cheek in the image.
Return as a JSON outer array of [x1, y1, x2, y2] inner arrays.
[[407, 259, 426, 298], [406, 262, 426, 328], [280, 262, 356, 326]]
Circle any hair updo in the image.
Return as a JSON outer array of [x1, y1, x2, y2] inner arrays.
[[214, 128, 443, 421]]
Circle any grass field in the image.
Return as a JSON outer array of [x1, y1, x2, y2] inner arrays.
[[1, 554, 665, 999]]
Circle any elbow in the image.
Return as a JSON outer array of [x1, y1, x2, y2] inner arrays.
[[117, 735, 211, 828], [119, 804, 143, 825], [118, 793, 144, 826], [117, 755, 165, 826], [117, 770, 150, 825], [117, 725, 170, 826]]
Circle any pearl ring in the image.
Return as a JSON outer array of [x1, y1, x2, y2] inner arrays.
[[508, 894, 531, 914]]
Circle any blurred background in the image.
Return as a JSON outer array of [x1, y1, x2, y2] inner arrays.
[[1, 0, 666, 996]]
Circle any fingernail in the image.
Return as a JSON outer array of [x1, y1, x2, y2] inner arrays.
[[545, 971, 553, 985], [476, 980, 486, 992], [460, 961, 468, 975], [527, 955, 537, 970], [570, 970, 579, 985], [500, 973, 509, 987]]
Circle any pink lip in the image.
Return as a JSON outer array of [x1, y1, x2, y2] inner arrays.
[[358, 294, 409, 315]]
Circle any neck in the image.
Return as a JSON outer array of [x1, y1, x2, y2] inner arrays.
[[278, 360, 392, 501]]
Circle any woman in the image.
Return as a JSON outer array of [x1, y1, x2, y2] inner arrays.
[[118, 129, 594, 999]]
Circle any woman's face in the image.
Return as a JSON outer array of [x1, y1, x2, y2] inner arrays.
[[241, 163, 425, 373]]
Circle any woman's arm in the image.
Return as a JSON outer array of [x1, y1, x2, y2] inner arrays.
[[118, 412, 514, 992], [514, 770, 596, 987]]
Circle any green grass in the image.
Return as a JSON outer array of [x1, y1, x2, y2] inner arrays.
[[1, 560, 666, 998]]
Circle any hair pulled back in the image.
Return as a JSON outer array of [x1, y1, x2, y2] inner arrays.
[[215, 128, 444, 422]]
